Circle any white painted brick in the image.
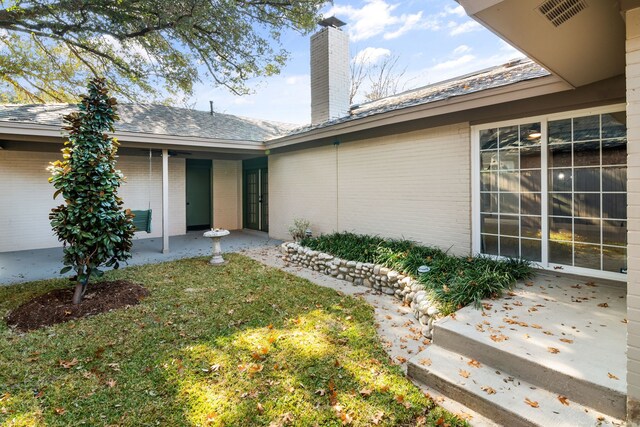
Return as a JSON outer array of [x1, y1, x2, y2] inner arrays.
[[310, 26, 350, 124], [212, 160, 241, 230], [0, 150, 186, 252], [269, 124, 472, 255], [627, 17, 640, 403]]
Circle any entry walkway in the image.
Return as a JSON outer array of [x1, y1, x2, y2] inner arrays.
[[0, 230, 280, 285]]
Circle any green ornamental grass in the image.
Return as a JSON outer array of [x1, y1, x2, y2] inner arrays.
[[300, 232, 532, 314]]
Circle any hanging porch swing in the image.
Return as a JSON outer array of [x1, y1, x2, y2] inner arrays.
[[131, 149, 153, 233]]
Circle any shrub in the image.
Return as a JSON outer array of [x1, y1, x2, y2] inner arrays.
[[301, 232, 532, 314], [288, 218, 311, 241], [49, 78, 135, 304]]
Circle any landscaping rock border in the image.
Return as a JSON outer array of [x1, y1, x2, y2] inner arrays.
[[281, 242, 440, 338]]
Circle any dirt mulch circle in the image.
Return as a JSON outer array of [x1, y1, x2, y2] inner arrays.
[[5, 280, 149, 332]]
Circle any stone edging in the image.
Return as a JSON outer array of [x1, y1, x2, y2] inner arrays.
[[280, 242, 440, 338]]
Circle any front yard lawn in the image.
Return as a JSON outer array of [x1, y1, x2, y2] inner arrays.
[[0, 254, 465, 426]]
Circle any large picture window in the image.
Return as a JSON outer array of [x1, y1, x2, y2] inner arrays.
[[475, 107, 627, 277]]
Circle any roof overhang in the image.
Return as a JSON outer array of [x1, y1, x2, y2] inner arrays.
[[0, 121, 266, 154], [457, 0, 626, 87], [267, 73, 570, 149]]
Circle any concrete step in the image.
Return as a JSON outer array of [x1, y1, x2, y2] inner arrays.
[[432, 321, 626, 420], [407, 345, 623, 427]]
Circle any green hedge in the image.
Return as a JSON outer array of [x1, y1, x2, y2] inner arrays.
[[300, 232, 532, 314]]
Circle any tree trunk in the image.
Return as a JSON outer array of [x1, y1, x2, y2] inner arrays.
[[72, 282, 84, 305]]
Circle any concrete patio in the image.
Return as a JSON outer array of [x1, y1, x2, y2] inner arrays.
[[0, 230, 281, 285], [408, 271, 627, 426]]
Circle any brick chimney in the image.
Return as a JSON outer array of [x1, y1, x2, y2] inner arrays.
[[310, 17, 350, 124]]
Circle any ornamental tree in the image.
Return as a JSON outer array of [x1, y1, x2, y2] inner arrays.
[[49, 78, 135, 304]]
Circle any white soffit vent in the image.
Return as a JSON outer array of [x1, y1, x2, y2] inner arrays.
[[537, 0, 587, 27]]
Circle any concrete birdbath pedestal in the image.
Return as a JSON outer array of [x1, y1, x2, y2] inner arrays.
[[203, 228, 230, 265]]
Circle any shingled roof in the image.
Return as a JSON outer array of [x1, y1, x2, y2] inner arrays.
[[0, 103, 295, 142], [0, 59, 550, 144], [278, 58, 550, 139]]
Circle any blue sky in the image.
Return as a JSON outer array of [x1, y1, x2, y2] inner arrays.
[[192, 0, 525, 124]]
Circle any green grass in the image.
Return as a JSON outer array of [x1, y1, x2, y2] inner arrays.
[[0, 254, 466, 427], [300, 232, 533, 314]]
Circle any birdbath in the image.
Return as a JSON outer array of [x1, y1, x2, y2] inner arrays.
[[203, 228, 230, 265]]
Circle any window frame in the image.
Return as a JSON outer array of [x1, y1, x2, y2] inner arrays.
[[471, 103, 627, 282]]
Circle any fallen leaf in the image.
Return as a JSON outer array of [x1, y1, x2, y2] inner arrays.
[[359, 388, 373, 397], [420, 358, 432, 366], [490, 334, 508, 342], [524, 398, 539, 408], [106, 378, 116, 388], [257, 402, 264, 414], [315, 389, 326, 396], [370, 410, 384, 425], [481, 386, 496, 395], [598, 303, 609, 308], [608, 372, 619, 380], [395, 356, 407, 364], [560, 338, 573, 344], [548, 347, 560, 354], [459, 369, 471, 378], [558, 395, 569, 406], [328, 379, 338, 406], [59, 358, 79, 369], [54, 407, 66, 415], [468, 359, 481, 368], [543, 331, 554, 336], [531, 324, 543, 329], [267, 324, 273, 329]]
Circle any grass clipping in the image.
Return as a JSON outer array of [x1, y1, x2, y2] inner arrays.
[[301, 232, 532, 314]]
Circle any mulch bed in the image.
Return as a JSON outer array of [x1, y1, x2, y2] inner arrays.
[[5, 280, 149, 332]]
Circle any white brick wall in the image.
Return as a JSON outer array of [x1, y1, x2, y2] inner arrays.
[[268, 124, 472, 255], [0, 150, 186, 252], [269, 144, 339, 239], [310, 26, 350, 124], [118, 155, 185, 239], [627, 7, 640, 424], [212, 160, 241, 230]]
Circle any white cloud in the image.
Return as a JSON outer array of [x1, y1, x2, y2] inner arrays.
[[327, 0, 430, 42], [453, 45, 471, 55], [430, 54, 476, 72], [443, 5, 466, 17], [448, 20, 482, 36], [353, 47, 391, 65], [383, 11, 423, 40]]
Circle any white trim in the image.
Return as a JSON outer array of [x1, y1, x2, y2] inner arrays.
[[540, 120, 550, 265], [479, 254, 626, 282], [162, 149, 170, 254], [0, 121, 266, 152], [471, 129, 481, 255], [471, 103, 628, 280]]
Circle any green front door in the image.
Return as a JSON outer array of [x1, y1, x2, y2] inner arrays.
[[186, 159, 212, 230]]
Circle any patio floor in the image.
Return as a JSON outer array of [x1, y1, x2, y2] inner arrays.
[[0, 230, 281, 285], [408, 270, 627, 425], [437, 271, 627, 397]]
